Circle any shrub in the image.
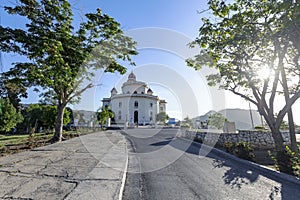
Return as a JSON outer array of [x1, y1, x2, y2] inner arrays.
[[223, 142, 255, 161], [224, 142, 234, 153], [234, 142, 255, 161], [270, 146, 300, 177]]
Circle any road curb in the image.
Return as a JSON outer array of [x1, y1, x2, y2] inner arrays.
[[178, 137, 300, 186], [118, 134, 129, 200]]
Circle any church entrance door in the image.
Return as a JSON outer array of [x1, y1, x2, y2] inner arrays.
[[134, 111, 138, 124]]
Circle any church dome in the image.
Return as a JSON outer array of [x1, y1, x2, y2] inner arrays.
[[128, 72, 136, 81]]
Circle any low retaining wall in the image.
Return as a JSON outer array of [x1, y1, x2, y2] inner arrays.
[[182, 130, 291, 149]]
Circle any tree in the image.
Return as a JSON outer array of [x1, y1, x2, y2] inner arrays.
[[0, 0, 137, 142], [0, 98, 23, 132], [97, 106, 114, 128], [0, 74, 27, 110], [41, 105, 70, 129], [208, 113, 228, 130], [23, 104, 43, 135], [275, 0, 300, 154], [187, 0, 300, 155], [156, 112, 169, 123], [23, 104, 70, 134]]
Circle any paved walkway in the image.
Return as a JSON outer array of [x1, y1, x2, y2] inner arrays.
[[0, 131, 128, 200]]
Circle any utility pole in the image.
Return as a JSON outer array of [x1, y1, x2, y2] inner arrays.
[[0, 14, 3, 115], [248, 102, 254, 129], [0, 14, 2, 72]]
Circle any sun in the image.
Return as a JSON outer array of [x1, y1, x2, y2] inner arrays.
[[257, 66, 271, 80]]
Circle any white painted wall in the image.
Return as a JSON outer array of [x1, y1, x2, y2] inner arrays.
[[111, 95, 159, 124]]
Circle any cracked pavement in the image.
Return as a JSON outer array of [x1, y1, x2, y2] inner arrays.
[[0, 131, 128, 200]]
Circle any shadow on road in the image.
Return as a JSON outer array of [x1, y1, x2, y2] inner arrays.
[[150, 139, 172, 146], [212, 159, 258, 189], [150, 137, 300, 200]]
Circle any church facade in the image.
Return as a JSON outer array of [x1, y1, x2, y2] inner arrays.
[[102, 72, 166, 125]]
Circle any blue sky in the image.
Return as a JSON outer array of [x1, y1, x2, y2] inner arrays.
[[1, 0, 300, 124]]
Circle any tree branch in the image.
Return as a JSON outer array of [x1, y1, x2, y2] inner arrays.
[[276, 89, 300, 129], [68, 83, 93, 103]]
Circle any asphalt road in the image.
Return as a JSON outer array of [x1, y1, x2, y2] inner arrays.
[[122, 128, 300, 200]]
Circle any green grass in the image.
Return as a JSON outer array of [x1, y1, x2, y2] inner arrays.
[[0, 132, 53, 147], [0, 130, 85, 147], [0, 129, 100, 156]]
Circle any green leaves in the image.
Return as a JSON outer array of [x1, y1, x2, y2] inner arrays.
[[23, 104, 70, 129], [97, 106, 114, 126], [1, 0, 137, 140], [156, 112, 169, 122], [188, 0, 300, 95], [188, 0, 300, 155], [208, 112, 228, 129], [1, 0, 137, 103], [0, 98, 23, 132]]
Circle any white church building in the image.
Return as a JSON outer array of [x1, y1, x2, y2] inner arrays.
[[102, 72, 167, 125]]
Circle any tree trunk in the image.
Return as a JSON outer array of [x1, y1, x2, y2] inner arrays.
[[52, 104, 66, 143], [270, 126, 285, 152], [280, 55, 299, 153], [269, 121, 296, 173], [287, 109, 298, 153], [262, 110, 285, 152]]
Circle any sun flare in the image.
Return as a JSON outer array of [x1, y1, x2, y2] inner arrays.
[[257, 66, 271, 80]]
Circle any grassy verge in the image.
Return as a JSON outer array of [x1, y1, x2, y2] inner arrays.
[[0, 128, 100, 157], [0, 132, 51, 146]]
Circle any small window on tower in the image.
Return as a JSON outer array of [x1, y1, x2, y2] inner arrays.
[[118, 111, 122, 120], [134, 101, 138, 108], [119, 102, 122, 108], [134, 91, 137, 94], [150, 103, 153, 108]]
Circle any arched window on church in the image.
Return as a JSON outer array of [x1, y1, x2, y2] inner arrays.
[[134, 91, 137, 94], [134, 101, 138, 108], [141, 92, 144, 94]]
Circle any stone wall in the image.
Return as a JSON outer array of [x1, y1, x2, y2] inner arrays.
[[182, 130, 291, 149]]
